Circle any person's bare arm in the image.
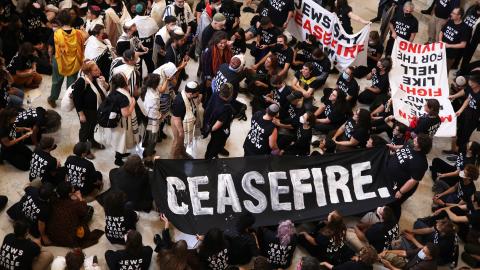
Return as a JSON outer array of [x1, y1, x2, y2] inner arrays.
[[269, 128, 279, 151], [252, 52, 272, 70], [389, 23, 397, 39], [211, 120, 223, 132], [395, 179, 418, 199], [278, 63, 290, 77], [446, 41, 467, 49], [409, 32, 417, 42], [456, 97, 470, 116]]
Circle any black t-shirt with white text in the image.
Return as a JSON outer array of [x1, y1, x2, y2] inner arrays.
[[15, 107, 46, 129], [390, 12, 419, 40], [106, 246, 153, 270], [337, 76, 359, 102], [271, 45, 294, 68], [259, 26, 282, 46], [105, 208, 138, 245], [29, 149, 57, 182], [387, 145, 428, 194], [463, 5, 480, 31], [435, 0, 460, 19], [243, 111, 276, 156], [0, 234, 40, 270], [65, 155, 98, 195], [442, 20, 469, 58], [365, 222, 399, 252], [259, 227, 297, 268], [265, 0, 295, 28]]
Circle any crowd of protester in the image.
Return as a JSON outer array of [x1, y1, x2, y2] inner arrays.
[[0, 0, 480, 269]]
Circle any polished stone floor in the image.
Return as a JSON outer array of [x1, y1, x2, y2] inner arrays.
[[0, 0, 479, 269]]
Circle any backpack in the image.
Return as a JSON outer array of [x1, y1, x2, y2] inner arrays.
[[97, 91, 121, 128]]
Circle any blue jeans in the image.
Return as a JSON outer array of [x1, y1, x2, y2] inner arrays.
[[7, 87, 24, 108], [49, 58, 78, 101]]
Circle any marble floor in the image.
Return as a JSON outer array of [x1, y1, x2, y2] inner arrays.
[[1, 0, 480, 269]]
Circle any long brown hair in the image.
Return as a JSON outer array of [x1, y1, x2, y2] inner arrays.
[[158, 240, 190, 270], [209, 31, 232, 76], [321, 211, 346, 246]]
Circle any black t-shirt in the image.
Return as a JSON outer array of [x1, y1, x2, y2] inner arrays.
[[337, 76, 359, 102], [271, 45, 294, 68], [18, 186, 50, 226], [105, 208, 138, 244], [336, 5, 353, 34], [259, 26, 282, 46], [296, 41, 317, 61], [232, 38, 246, 56], [390, 12, 419, 40], [463, 4, 480, 31], [442, 20, 469, 57], [65, 155, 98, 194], [205, 93, 234, 135], [292, 125, 312, 156], [367, 42, 384, 67], [344, 119, 369, 147], [29, 149, 57, 182], [199, 243, 230, 270], [265, 0, 295, 28], [0, 83, 8, 110], [212, 64, 247, 97], [0, 123, 17, 149], [243, 111, 276, 156], [464, 84, 480, 112], [225, 230, 259, 265], [314, 233, 350, 264], [0, 234, 41, 270], [371, 69, 389, 94], [431, 228, 456, 265], [387, 145, 428, 193], [259, 227, 296, 268], [219, 2, 240, 32], [456, 179, 476, 202], [324, 100, 346, 126], [365, 222, 399, 252], [22, 8, 47, 31], [311, 57, 331, 80], [171, 93, 187, 119], [435, 0, 460, 19], [165, 44, 184, 66], [468, 209, 480, 231], [15, 107, 46, 129], [106, 246, 153, 270], [7, 53, 37, 74], [413, 114, 441, 137], [201, 25, 218, 51], [272, 85, 292, 120], [73, 77, 105, 112]]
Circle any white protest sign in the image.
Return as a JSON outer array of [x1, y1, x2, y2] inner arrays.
[[287, 0, 370, 71], [390, 38, 456, 137]]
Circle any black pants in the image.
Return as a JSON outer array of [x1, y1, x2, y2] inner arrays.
[[459, 25, 480, 75], [371, 118, 393, 137], [385, 37, 395, 56], [79, 110, 98, 143], [388, 184, 418, 220], [430, 158, 460, 186], [1, 144, 32, 171], [0, 196, 7, 212], [358, 89, 380, 105], [205, 129, 229, 159]]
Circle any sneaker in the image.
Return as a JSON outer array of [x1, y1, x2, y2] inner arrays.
[[86, 152, 95, 160], [114, 158, 124, 166], [219, 148, 230, 156], [370, 17, 381, 23], [47, 98, 57, 108], [91, 141, 105, 150], [446, 156, 458, 162], [243, 6, 255, 13]]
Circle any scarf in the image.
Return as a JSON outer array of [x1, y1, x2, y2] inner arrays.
[[54, 28, 85, 76]]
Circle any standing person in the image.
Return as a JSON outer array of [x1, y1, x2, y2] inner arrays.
[[458, 0, 480, 75], [110, 49, 141, 98], [163, 0, 195, 38], [72, 61, 108, 158], [427, 0, 460, 43], [243, 104, 280, 156], [170, 81, 201, 159], [108, 73, 139, 166], [65, 142, 103, 196], [104, 190, 138, 245], [387, 134, 432, 219], [84, 24, 115, 80], [258, 220, 297, 269], [104, 0, 131, 45], [140, 73, 162, 162], [0, 108, 33, 171], [333, 0, 370, 35], [153, 16, 178, 67], [164, 28, 190, 88], [130, 3, 159, 73], [47, 10, 86, 108], [261, 0, 294, 29], [200, 13, 226, 53], [84, 5, 104, 33], [385, 1, 418, 55], [204, 83, 234, 159], [439, 7, 469, 71], [105, 230, 153, 270], [0, 220, 53, 270]]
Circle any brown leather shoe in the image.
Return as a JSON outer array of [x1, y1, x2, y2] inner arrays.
[[47, 98, 57, 108]]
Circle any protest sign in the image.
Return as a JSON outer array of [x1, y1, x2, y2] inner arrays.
[[390, 38, 456, 137], [151, 147, 393, 234], [287, 0, 370, 70]]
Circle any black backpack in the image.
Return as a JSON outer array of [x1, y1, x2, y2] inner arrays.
[[97, 91, 121, 128]]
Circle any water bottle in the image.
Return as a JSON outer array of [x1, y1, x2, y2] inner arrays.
[[26, 94, 31, 108]]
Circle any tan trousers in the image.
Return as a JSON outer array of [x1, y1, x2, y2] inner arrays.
[[428, 16, 447, 42]]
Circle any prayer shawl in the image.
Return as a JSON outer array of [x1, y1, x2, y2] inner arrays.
[[110, 57, 139, 96], [84, 35, 111, 60], [152, 26, 171, 66], [150, 0, 165, 27], [181, 90, 200, 146], [83, 76, 107, 109], [130, 15, 159, 39], [104, 3, 131, 45], [84, 16, 104, 33], [54, 28, 85, 76]]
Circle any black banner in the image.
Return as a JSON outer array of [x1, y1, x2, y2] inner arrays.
[[152, 147, 394, 234]]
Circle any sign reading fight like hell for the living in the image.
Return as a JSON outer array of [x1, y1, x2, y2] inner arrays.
[[151, 147, 394, 234], [287, 0, 370, 71], [390, 38, 456, 137]]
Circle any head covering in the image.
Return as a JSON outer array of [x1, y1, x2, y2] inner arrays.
[[185, 81, 200, 93], [135, 3, 145, 14], [124, 19, 135, 28], [213, 13, 226, 22], [456, 76, 467, 87], [267, 104, 280, 114], [89, 5, 101, 17], [233, 54, 245, 67], [287, 91, 303, 102], [173, 26, 185, 36]]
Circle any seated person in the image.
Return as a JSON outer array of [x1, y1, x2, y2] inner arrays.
[[29, 136, 63, 185], [109, 155, 153, 212], [196, 228, 231, 270], [291, 62, 324, 102], [292, 34, 320, 71], [247, 54, 279, 113], [258, 220, 297, 269], [47, 182, 103, 248], [433, 164, 478, 210], [0, 108, 33, 171], [354, 31, 384, 78], [65, 142, 103, 196], [51, 248, 101, 270], [253, 34, 293, 78], [6, 183, 54, 245], [0, 220, 53, 270], [105, 230, 153, 270], [283, 111, 315, 156], [7, 42, 43, 89], [332, 108, 371, 151], [224, 213, 259, 266], [314, 90, 351, 135], [15, 106, 62, 146], [323, 66, 359, 108], [408, 99, 441, 138], [358, 57, 391, 107], [104, 190, 138, 245], [380, 242, 439, 270], [320, 245, 378, 270], [370, 95, 394, 137]]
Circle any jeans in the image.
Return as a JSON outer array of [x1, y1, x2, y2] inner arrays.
[[7, 87, 24, 108], [49, 58, 78, 101]]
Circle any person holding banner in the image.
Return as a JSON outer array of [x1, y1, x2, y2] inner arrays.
[[243, 103, 280, 156], [385, 2, 418, 56], [439, 7, 469, 71], [333, 0, 370, 35], [387, 134, 432, 219], [408, 99, 441, 138], [358, 57, 392, 107]]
